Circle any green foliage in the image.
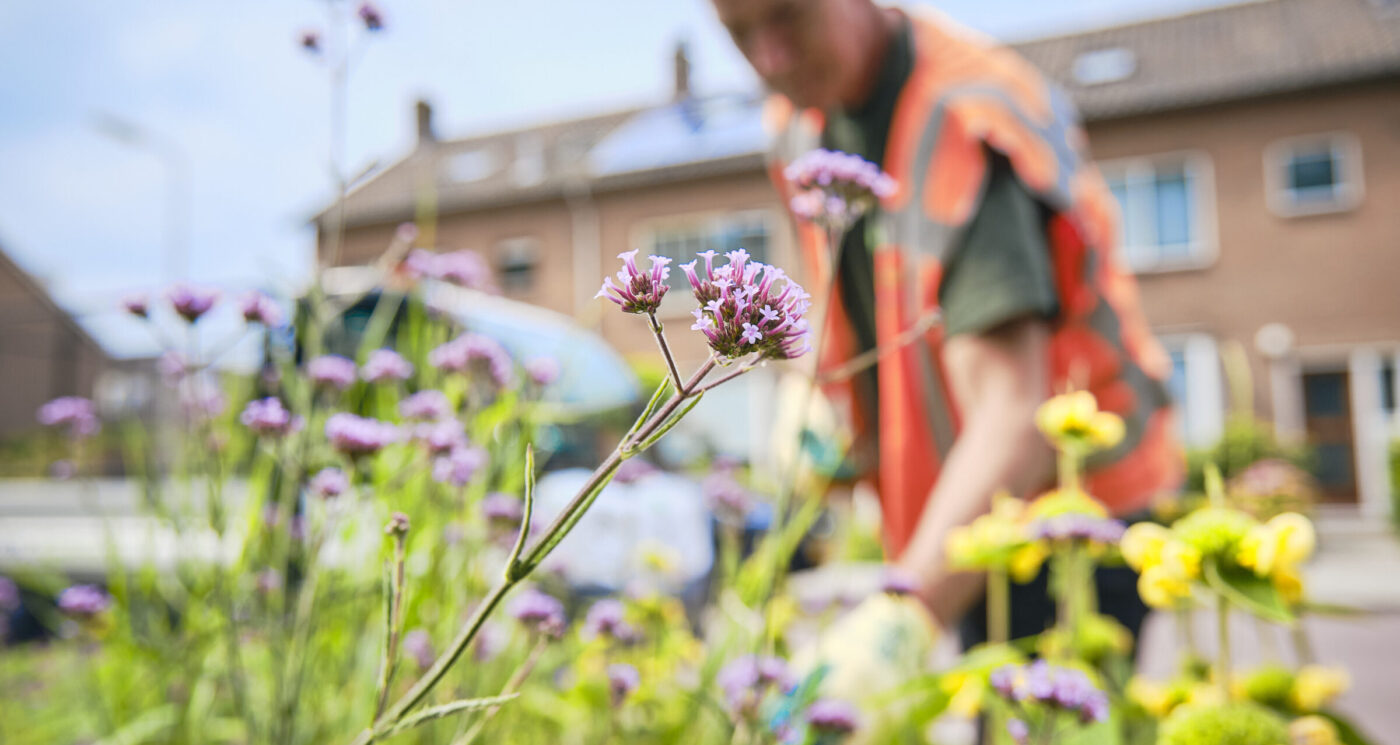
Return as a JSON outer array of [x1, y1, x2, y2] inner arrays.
[[1157, 703, 1289, 745], [1184, 417, 1311, 495]]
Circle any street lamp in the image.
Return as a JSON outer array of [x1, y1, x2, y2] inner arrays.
[[91, 112, 190, 283]]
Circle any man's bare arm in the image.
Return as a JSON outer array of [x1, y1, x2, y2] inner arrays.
[[894, 316, 1056, 627]]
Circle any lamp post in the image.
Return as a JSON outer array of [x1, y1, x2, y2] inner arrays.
[[91, 113, 190, 283]]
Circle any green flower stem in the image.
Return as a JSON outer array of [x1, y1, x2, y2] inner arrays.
[[1057, 449, 1081, 493], [647, 311, 685, 394], [356, 355, 717, 744], [1214, 559, 1232, 701], [452, 637, 547, 745], [988, 566, 1010, 645], [374, 533, 408, 719]]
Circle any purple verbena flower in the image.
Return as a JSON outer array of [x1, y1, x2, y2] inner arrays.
[[167, 284, 219, 323], [526, 357, 560, 387], [357, 2, 384, 31], [180, 385, 226, 421], [308, 355, 357, 390], [1007, 718, 1029, 744], [880, 568, 919, 597], [434, 250, 495, 291], [583, 599, 636, 641], [806, 699, 860, 735], [416, 420, 467, 456], [703, 471, 753, 523], [596, 250, 670, 315], [309, 467, 348, 499], [240, 398, 300, 437], [718, 655, 794, 719], [608, 663, 640, 706], [681, 248, 811, 360], [256, 569, 283, 594], [37, 397, 99, 438], [1029, 514, 1127, 545], [429, 333, 513, 388], [325, 413, 399, 456], [121, 294, 149, 318], [784, 148, 896, 233], [509, 588, 566, 638], [57, 584, 111, 618], [481, 492, 523, 526], [239, 291, 282, 326], [361, 349, 413, 383], [384, 511, 410, 537], [989, 661, 1109, 725], [432, 445, 486, 487], [299, 29, 320, 53], [399, 390, 451, 420], [402, 629, 434, 670]]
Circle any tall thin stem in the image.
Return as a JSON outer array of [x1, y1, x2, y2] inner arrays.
[[1215, 565, 1232, 700], [988, 567, 1010, 645], [648, 312, 685, 393]]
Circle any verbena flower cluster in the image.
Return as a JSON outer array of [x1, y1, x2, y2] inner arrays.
[[240, 398, 301, 438], [596, 250, 671, 315], [681, 249, 811, 361], [308, 355, 358, 390], [37, 396, 100, 438], [57, 584, 112, 618], [403, 249, 495, 292], [509, 588, 565, 638], [167, 284, 220, 323], [716, 655, 795, 718], [324, 413, 400, 456], [990, 660, 1109, 726], [1029, 513, 1127, 544], [430, 333, 513, 389], [784, 148, 896, 233], [360, 349, 413, 383]]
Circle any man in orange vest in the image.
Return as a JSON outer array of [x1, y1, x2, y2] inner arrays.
[[711, 0, 1184, 648]]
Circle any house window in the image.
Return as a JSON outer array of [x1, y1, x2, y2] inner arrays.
[[1159, 334, 1225, 448], [497, 238, 539, 293], [1100, 153, 1214, 272], [640, 211, 773, 289], [1265, 133, 1364, 216]]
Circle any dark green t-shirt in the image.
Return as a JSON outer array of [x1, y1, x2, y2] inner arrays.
[[820, 15, 1059, 429]]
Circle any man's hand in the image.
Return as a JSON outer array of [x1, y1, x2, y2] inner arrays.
[[895, 315, 1056, 627]]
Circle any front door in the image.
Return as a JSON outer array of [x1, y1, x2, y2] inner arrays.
[[1301, 370, 1358, 504]]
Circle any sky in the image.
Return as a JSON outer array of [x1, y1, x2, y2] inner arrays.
[[0, 0, 1247, 358]]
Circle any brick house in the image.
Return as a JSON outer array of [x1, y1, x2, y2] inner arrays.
[[0, 244, 109, 440], [322, 0, 1400, 516]]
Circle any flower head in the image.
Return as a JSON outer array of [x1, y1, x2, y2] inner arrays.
[[1036, 391, 1124, 453], [58, 584, 111, 618], [357, 2, 384, 31], [361, 349, 413, 383], [299, 29, 320, 53], [308, 355, 357, 390], [1029, 513, 1127, 544], [989, 661, 1109, 725], [682, 248, 810, 360], [608, 663, 640, 706], [402, 629, 434, 671], [703, 470, 753, 524], [399, 390, 452, 420], [806, 699, 860, 735], [240, 398, 300, 437], [717, 655, 794, 718], [509, 588, 566, 638], [1290, 666, 1349, 712], [596, 250, 671, 315], [481, 492, 523, 526], [429, 333, 513, 388], [431, 445, 486, 487], [325, 413, 399, 456], [879, 568, 919, 596], [37, 396, 99, 438], [1290, 715, 1342, 745], [121, 294, 149, 318], [525, 357, 560, 387], [1238, 512, 1315, 578], [167, 284, 219, 322], [784, 149, 895, 233], [384, 511, 410, 537], [239, 292, 283, 326], [309, 467, 348, 499], [583, 599, 637, 642]]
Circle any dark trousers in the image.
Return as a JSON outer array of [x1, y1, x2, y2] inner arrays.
[[957, 564, 1151, 657]]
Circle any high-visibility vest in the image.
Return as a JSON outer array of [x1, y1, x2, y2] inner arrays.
[[767, 10, 1184, 559]]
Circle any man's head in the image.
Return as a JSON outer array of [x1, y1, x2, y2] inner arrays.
[[711, 0, 885, 110]]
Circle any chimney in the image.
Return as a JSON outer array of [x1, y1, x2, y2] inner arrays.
[[673, 41, 691, 101], [415, 99, 436, 145]]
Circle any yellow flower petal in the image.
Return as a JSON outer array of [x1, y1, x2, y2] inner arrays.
[[1121, 523, 1171, 572]]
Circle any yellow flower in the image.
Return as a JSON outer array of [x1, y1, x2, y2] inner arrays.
[[1122, 523, 1172, 572], [1273, 566, 1305, 605], [946, 493, 1032, 570], [1161, 540, 1203, 581], [1240, 513, 1317, 577], [1010, 542, 1049, 583], [1139, 565, 1193, 608], [1036, 391, 1098, 442], [941, 671, 986, 717], [1128, 677, 1177, 718], [1289, 715, 1341, 745], [1174, 506, 1258, 559], [1089, 411, 1125, 450], [1027, 487, 1108, 520], [1291, 666, 1349, 712]]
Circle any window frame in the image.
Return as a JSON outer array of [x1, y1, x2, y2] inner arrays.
[[1264, 131, 1365, 218], [630, 208, 780, 319], [1096, 150, 1218, 274], [1157, 332, 1226, 448]]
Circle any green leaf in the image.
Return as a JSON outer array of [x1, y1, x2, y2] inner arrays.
[[381, 693, 520, 736], [1320, 710, 1380, 745], [1203, 561, 1295, 625]]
